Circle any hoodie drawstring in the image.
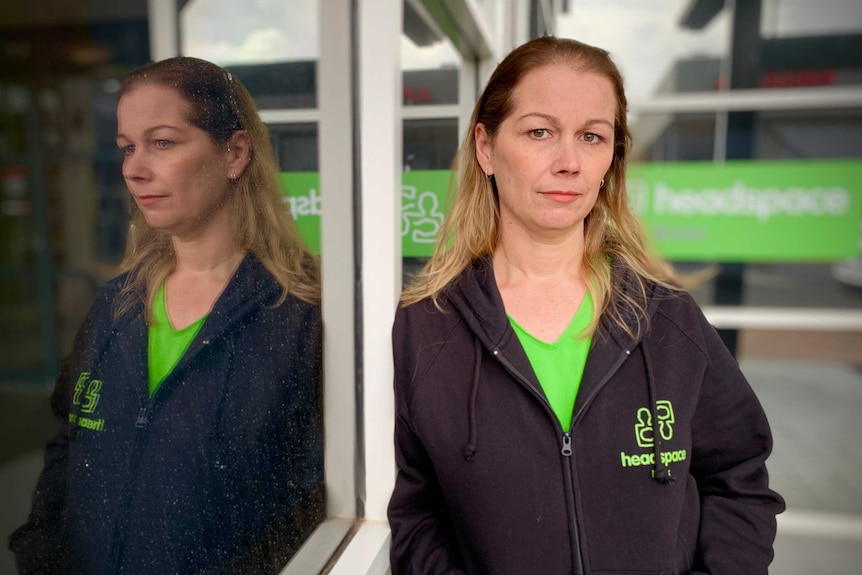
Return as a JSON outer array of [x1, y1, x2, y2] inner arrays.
[[642, 339, 675, 484], [463, 338, 482, 461]]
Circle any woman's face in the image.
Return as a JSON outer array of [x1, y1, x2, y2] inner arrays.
[[475, 64, 616, 242], [117, 84, 235, 238]]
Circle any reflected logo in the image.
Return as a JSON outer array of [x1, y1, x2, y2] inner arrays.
[[283, 189, 322, 220], [401, 185, 444, 244], [70, 372, 106, 432]]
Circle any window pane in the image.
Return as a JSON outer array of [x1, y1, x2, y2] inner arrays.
[[404, 118, 459, 170], [559, 0, 732, 101], [1, 4, 149, 574], [181, 0, 318, 108], [2, 1, 328, 573], [401, 28, 459, 106], [271, 123, 319, 172], [632, 112, 718, 163], [758, 108, 862, 159]]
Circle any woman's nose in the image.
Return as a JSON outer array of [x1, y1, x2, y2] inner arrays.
[[122, 151, 150, 181], [553, 139, 582, 175]]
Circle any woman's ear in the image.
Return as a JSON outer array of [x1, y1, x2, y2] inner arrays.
[[475, 123, 493, 177], [226, 130, 252, 180]]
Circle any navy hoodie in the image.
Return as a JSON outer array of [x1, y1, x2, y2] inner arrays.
[[388, 258, 784, 574], [10, 254, 324, 574]]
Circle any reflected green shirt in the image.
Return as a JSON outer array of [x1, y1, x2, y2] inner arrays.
[[509, 291, 594, 432], [148, 285, 207, 396]]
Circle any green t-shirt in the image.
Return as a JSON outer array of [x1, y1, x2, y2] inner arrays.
[[509, 291, 594, 432], [147, 285, 207, 396]]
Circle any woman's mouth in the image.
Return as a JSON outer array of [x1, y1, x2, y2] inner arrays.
[[135, 195, 165, 206], [540, 191, 581, 203]]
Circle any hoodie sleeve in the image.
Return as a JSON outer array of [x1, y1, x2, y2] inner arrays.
[[8, 385, 73, 574], [688, 308, 786, 574], [387, 305, 468, 575], [7, 287, 113, 574]]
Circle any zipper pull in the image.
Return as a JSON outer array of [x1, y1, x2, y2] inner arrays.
[[561, 432, 572, 456], [135, 405, 149, 428]]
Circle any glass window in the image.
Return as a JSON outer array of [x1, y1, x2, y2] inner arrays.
[[763, 0, 862, 37], [181, 0, 319, 108], [558, 0, 732, 101], [404, 118, 459, 170], [1, 3, 150, 573], [180, 2, 326, 570], [632, 112, 718, 163], [757, 107, 862, 159], [401, 27, 460, 284], [401, 29, 460, 106], [271, 123, 319, 172]]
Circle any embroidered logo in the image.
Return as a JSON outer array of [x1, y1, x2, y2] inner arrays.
[[635, 399, 675, 447], [620, 400, 686, 470], [69, 371, 106, 432]]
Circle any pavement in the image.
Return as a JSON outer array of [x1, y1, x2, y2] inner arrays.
[[745, 358, 862, 574], [1, 353, 861, 573]]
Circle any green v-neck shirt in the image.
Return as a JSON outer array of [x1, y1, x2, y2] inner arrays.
[[509, 291, 594, 432], [148, 285, 207, 396]]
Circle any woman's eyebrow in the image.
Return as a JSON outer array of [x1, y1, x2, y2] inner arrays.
[[116, 124, 183, 140], [514, 113, 613, 130]]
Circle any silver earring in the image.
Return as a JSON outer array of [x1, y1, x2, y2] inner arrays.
[[486, 173, 493, 180], [229, 173, 237, 182], [600, 178, 605, 188]]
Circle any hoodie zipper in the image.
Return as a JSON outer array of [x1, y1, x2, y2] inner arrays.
[[492, 348, 586, 575], [105, 393, 157, 573]]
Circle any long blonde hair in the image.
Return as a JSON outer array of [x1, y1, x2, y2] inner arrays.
[[114, 57, 319, 322], [401, 37, 679, 338]]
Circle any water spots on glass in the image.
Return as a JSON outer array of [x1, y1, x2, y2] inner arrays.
[[14, 56, 326, 573]]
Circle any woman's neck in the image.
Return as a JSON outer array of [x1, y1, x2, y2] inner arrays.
[[492, 226, 585, 285], [170, 230, 245, 277], [163, 236, 246, 330]]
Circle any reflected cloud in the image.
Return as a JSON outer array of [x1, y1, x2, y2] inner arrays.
[[557, 0, 728, 100], [181, 0, 318, 64]]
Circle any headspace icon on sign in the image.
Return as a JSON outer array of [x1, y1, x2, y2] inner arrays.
[[401, 185, 445, 244], [627, 178, 650, 216], [651, 181, 850, 222]]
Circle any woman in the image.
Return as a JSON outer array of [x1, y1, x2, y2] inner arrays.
[[10, 57, 324, 574], [388, 37, 784, 574]]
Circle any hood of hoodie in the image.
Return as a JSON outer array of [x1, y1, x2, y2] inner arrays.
[[102, 253, 287, 393], [444, 257, 658, 354]]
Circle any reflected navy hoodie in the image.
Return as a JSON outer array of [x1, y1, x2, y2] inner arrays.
[[388, 258, 784, 574], [10, 254, 324, 575]]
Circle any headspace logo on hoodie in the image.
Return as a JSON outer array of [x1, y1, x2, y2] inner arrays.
[[620, 400, 687, 469], [68, 371, 106, 432]]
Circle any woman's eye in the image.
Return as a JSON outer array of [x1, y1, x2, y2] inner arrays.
[[582, 133, 603, 144], [154, 139, 173, 149], [529, 129, 549, 139], [119, 145, 135, 156]]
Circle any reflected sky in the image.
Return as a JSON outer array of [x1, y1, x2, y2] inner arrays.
[[181, 0, 318, 64], [180, 0, 461, 71], [559, 0, 862, 101], [179, 0, 862, 98]]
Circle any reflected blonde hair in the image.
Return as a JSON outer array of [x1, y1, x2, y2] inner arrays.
[[401, 37, 680, 338], [114, 57, 319, 322]]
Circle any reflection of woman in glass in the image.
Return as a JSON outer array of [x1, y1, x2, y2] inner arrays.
[[389, 37, 784, 574], [10, 57, 324, 574]]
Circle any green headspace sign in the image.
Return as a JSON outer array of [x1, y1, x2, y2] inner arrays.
[[279, 160, 862, 261]]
